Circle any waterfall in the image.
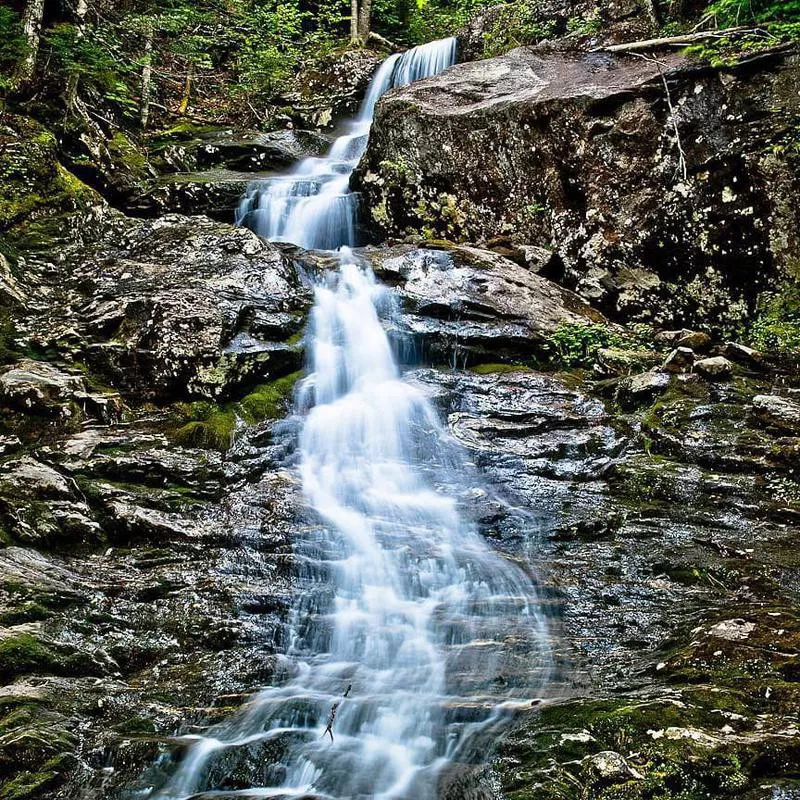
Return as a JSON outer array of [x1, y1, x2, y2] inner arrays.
[[235, 37, 457, 251], [143, 37, 550, 800], [149, 250, 550, 799]]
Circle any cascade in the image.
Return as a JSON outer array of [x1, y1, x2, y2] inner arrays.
[[145, 38, 550, 800], [235, 37, 457, 251]]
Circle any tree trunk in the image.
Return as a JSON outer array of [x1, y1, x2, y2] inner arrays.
[[350, 0, 359, 43], [179, 61, 194, 115], [358, 0, 372, 40], [140, 20, 154, 129], [16, 0, 46, 85], [668, 0, 686, 19], [65, 0, 90, 111], [646, 0, 662, 27]]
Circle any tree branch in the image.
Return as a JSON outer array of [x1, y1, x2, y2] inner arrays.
[[592, 25, 766, 52]]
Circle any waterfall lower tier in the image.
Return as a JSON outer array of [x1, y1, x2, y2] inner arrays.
[[236, 37, 457, 251], [149, 252, 550, 800]]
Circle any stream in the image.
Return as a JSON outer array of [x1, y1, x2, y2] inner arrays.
[[145, 38, 552, 800]]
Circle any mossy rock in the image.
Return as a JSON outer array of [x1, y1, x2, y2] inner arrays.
[[170, 370, 303, 451], [0, 115, 101, 243]]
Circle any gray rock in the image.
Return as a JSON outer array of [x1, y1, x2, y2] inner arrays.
[[0, 456, 75, 500], [708, 619, 755, 641], [617, 370, 671, 407], [355, 47, 800, 329], [18, 214, 310, 401], [583, 750, 643, 783], [694, 356, 733, 381], [359, 244, 608, 360], [0, 360, 85, 416], [751, 394, 800, 434], [282, 49, 382, 129], [656, 329, 711, 351], [724, 341, 764, 367], [662, 347, 695, 374], [594, 347, 660, 378]]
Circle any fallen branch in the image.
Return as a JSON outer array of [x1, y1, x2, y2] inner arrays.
[[592, 25, 766, 52], [322, 684, 352, 743], [628, 51, 688, 182], [367, 31, 404, 52]]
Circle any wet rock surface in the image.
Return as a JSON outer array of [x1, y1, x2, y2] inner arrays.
[[8, 213, 309, 401], [361, 244, 608, 362], [411, 363, 800, 800], [355, 47, 800, 330]]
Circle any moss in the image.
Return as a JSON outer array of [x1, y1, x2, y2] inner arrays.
[[112, 715, 156, 735], [0, 753, 73, 800], [748, 281, 800, 354], [0, 635, 58, 681], [469, 363, 533, 375], [238, 371, 302, 423], [0, 603, 52, 626], [172, 410, 237, 451], [107, 131, 149, 174], [169, 371, 302, 451]]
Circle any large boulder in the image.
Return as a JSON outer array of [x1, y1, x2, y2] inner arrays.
[[359, 244, 608, 362], [355, 47, 800, 331], [282, 49, 383, 129], [14, 215, 310, 401]]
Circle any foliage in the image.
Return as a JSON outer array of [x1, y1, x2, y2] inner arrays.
[[0, 310, 20, 365], [482, 3, 558, 57], [749, 284, 800, 354], [547, 322, 628, 368], [0, 8, 27, 92], [704, 0, 800, 26], [43, 22, 137, 111], [686, 0, 800, 65]]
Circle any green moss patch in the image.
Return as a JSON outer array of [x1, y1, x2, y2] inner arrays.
[[170, 370, 302, 451], [469, 363, 533, 375]]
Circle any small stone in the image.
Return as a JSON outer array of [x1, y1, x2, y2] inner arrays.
[[582, 751, 644, 783], [616, 370, 671, 408], [676, 331, 711, 351], [594, 347, 660, 378], [708, 618, 755, 641], [694, 356, 733, 381], [662, 347, 695, 373], [655, 329, 709, 350]]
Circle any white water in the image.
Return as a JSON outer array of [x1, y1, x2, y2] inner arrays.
[[236, 37, 457, 251], [151, 253, 550, 799], [146, 37, 551, 800]]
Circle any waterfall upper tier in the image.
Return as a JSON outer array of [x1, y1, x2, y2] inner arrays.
[[235, 37, 457, 251]]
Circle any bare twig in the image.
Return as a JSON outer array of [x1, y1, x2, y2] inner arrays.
[[629, 51, 688, 182], [322, 684, 352, 743], [367, 30, 404, 52]]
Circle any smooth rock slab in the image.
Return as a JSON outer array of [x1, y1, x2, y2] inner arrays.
[[751, 394, 800, 434]]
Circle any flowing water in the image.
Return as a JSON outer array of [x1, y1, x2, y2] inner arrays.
[[146, 38, 551, 800], [235, 37, 457, 251]]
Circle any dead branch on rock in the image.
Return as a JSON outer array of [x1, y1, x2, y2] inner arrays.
[[592, 25, 766, 52], [322, 684, 352, 743], [628, 51, 688, 182]]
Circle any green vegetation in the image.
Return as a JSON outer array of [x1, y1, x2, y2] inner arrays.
[[546, 322, 625, 368], [481, 5, 558, 57], [686, 0, 800, 65], [0, 635, 58, 682], [749, 283, 800, 354], [171, 371, 302, 450], [469, 363, 533, 374], [0, 9, 27, 92]]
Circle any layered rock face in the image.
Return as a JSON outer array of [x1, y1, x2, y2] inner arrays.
[[355, 47, 800, 330]]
